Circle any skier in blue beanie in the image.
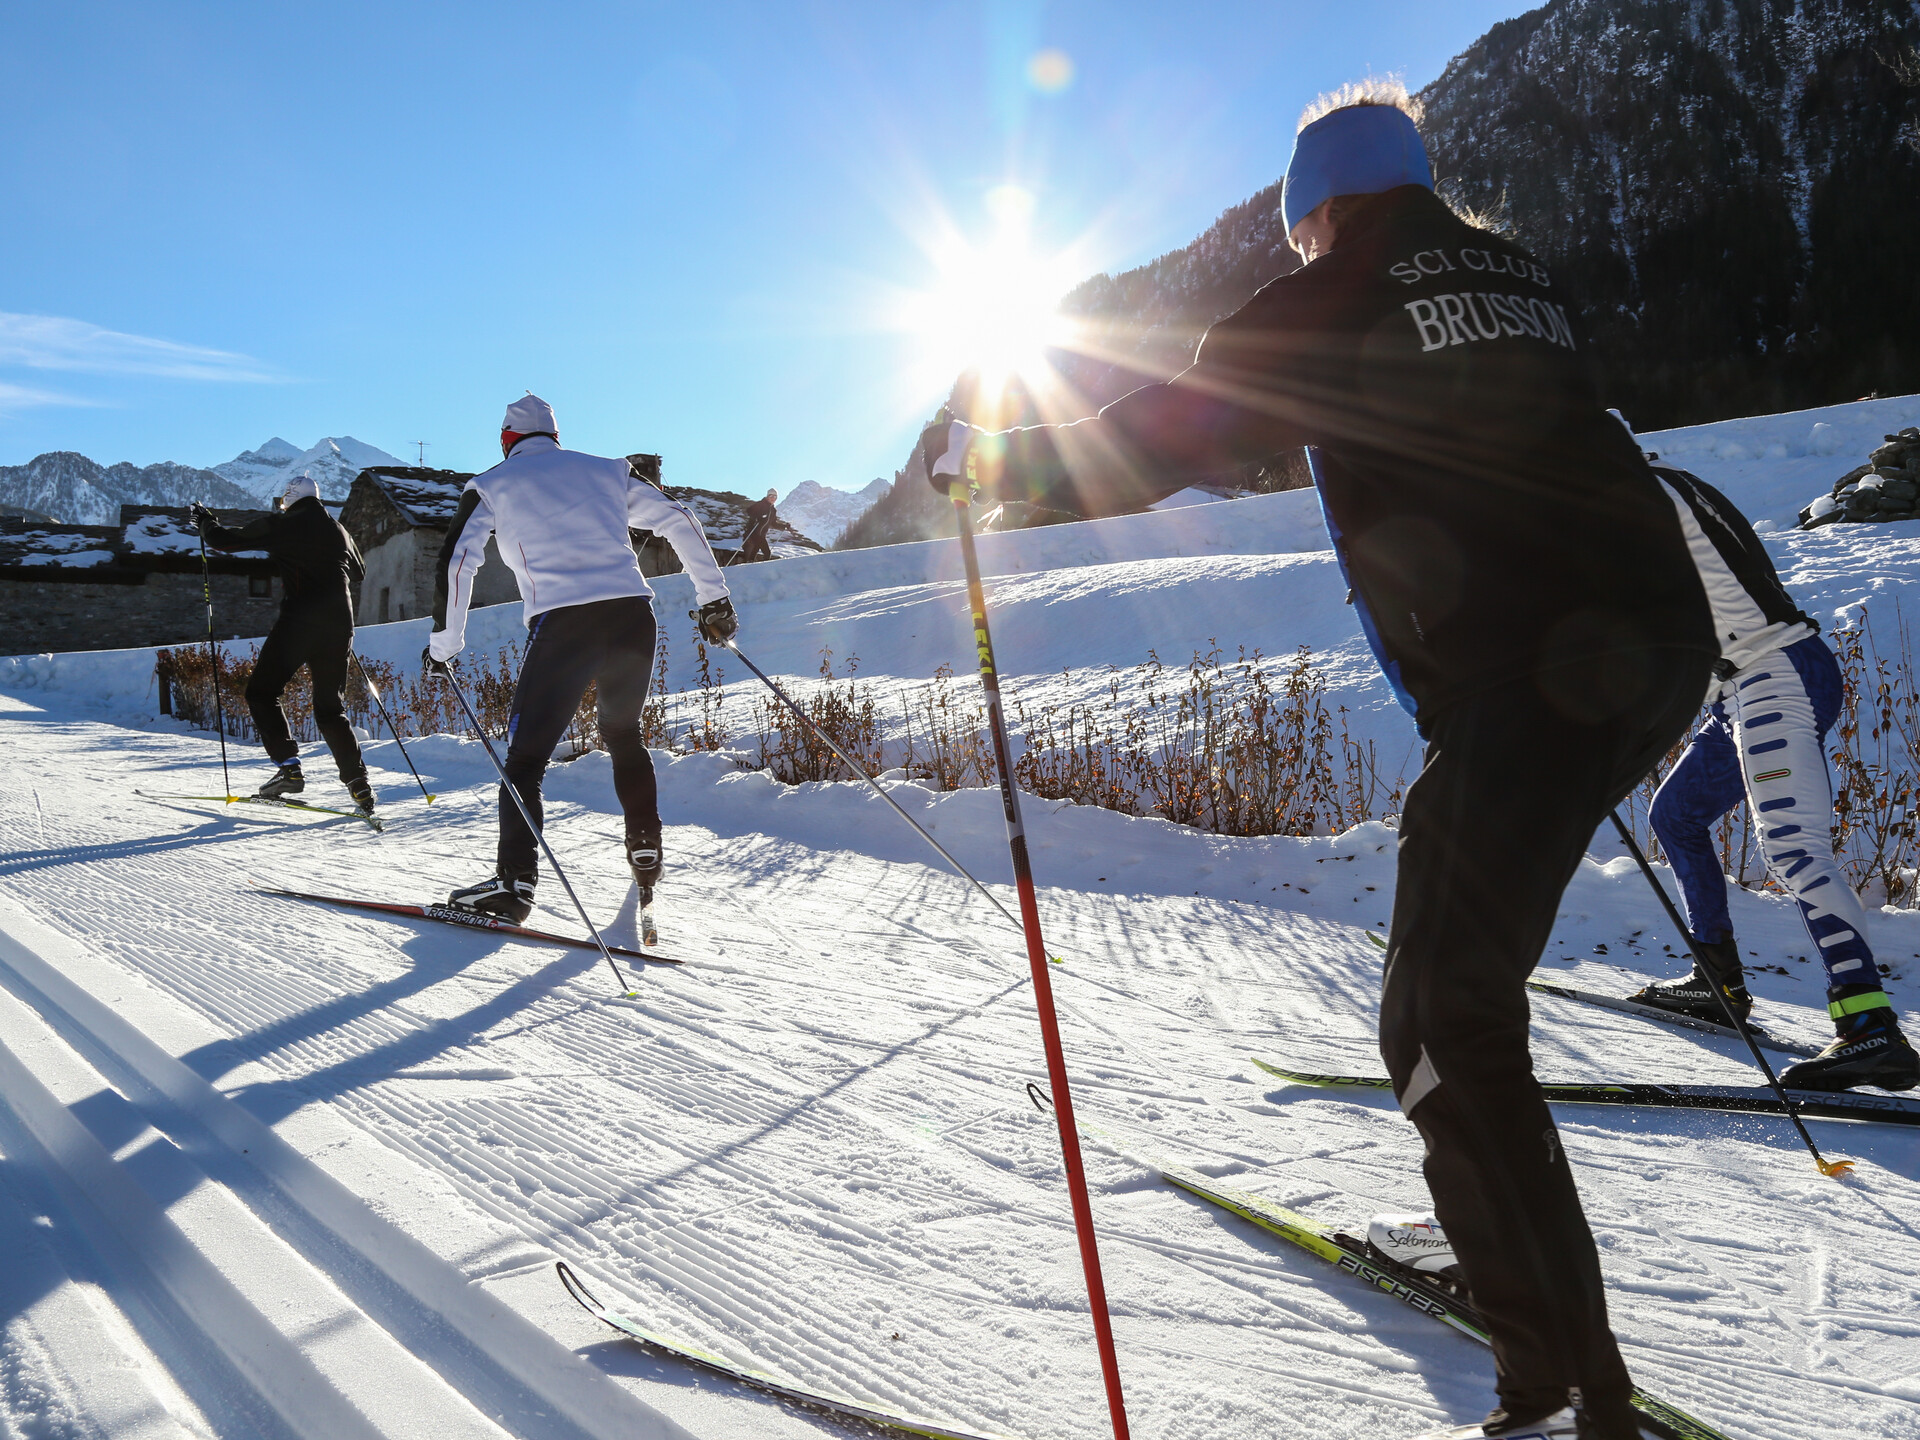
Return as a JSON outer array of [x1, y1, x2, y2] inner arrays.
[[918, 81, 1715, 1440]]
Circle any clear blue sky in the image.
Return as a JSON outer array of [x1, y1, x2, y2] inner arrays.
[[0, 1, 1523, 488]]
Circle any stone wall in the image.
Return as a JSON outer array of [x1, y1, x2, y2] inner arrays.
[[357, 528, 517, 625], [1, 570, 282, 654]]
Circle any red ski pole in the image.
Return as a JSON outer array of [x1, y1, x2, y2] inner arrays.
[[947, 487, 1131, 1440]]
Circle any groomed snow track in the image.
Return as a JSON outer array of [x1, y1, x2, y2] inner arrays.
[[0, 903, 696, 1440]]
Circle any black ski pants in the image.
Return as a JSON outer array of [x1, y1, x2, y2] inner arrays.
[[497, 595, 659, 880], [246, 597, 365, 780], [1380, 646, 1712, 1436]]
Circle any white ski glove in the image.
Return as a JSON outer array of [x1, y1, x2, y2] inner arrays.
[[917, 415, 975, 494]]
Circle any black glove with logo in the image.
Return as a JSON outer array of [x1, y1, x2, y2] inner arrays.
[[188, 502, 215, 532], [694, 597, 738, 645], [421, 645, 451, 677]]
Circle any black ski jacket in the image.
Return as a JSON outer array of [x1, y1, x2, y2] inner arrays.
[[202, 496, 364, 613], [973, 185, 1714, 725], [1651, 464, 1816, 677]]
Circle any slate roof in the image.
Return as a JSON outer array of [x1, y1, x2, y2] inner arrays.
[[0, 507, 273, 578], [355, 467, 471, 527]]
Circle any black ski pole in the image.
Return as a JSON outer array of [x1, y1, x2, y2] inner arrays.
[[439, 667, 635, 998], [350, 652, 434, 803], [1607, 810, 1851, 1177], [720, 636, 1025, 935], [946, 486, 1131, 1440], [196, 522, 233, 799]]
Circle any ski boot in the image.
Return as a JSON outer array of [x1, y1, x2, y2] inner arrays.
[[1405, 1409, 1577, 1439], [447, 872, 536, 924], [1628, 936, 1751, 1023], [1365, 1212, 1464, 1294], [1407, 1403, 1653, 1439], [627, 824, 663, 890], [1781, 986, 1920, 1092], [256, 762, 305, 800], [343, 772, 376, 815]]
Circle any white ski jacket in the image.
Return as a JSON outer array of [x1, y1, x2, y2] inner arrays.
[[430, 436, 729, 660]]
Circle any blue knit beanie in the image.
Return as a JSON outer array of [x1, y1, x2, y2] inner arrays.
[[1282, 104, 1433, 234]]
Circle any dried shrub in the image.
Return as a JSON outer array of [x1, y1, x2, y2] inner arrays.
[[1014, 645, 1403, 837], [157, 630, 1408, 841], [751, 650, 885, 782]]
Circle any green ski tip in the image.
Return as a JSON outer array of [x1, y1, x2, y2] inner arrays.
[[1365, 930, 1386, 950]]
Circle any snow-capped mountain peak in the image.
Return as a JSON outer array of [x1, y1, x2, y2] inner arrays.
[[212, 435, 404, 503], [778, 477, 890, 546]]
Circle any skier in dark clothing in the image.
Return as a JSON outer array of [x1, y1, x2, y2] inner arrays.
[[191, 475, 373, 813], [1629, 454, 1918, 1092], [737, 489, 778, 563], [918, 84, 1713, 1440]]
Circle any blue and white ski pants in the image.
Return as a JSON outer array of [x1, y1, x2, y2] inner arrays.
[[1648, 635, 1876, 987]]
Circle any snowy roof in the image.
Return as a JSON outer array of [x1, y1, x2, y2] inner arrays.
[[356, 468, 471, 527], [0, 520, 122, 572], [120, 506, 269, 560]]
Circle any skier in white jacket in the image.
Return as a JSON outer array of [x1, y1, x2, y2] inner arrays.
[[428, 394, 737, 922]]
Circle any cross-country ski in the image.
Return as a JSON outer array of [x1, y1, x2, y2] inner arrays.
[[1253, 1061, 1920, 1128], [136, 788, 386, 831], [556, 1262, 1013, 1440], [6, 11, 1920, 1439], [257, 887, 683, 963]]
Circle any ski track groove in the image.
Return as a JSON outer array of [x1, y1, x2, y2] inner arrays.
[[4, 722, 1919, 1438]]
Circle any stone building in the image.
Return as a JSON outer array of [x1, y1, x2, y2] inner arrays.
[[338, 459, 824, 625], [337, 467, 519, 625], [0, 506, 280, 654]]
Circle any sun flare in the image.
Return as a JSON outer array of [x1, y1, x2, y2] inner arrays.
[[902, 186, 1081, 406]]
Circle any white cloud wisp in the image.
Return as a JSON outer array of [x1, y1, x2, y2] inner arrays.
[[0, 312, 277, 382]]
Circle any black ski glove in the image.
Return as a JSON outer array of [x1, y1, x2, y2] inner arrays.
[[918, 410, 974, 495], [694, 597, 738, 645], [188, 502, 215, 532], [421, 645, 451, 677]]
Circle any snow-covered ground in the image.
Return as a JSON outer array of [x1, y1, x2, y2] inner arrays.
[[3, 395, 1920, 1439]]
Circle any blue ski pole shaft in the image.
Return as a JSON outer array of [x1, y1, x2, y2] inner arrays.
[[442, 670, 633, 996]]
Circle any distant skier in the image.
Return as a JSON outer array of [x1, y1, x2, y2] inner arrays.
[[190, 476, 373, 814], [918, 82, 1714, 1440], [428, 394, 736, 922], [737, 488, 778, 563], [1630, 454, 1918, 1092]]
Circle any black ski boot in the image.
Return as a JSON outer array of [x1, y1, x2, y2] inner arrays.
[[344, 772, 376, 814], [627, 824, 663, 890], [447, 872, 536, 924], [1781, 986, 1920, 1092], [1404, 1407, 1579, 1438], [256, 763, 305, 800], [1628, 936, 1751, 1023]]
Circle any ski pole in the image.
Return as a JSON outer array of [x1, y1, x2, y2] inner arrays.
[[438, 667, 636, 998], [1607, 810, 1851, 1177], [196, 522, 233, 799], [720, 637, 1026, 936], [350, 652, 434, 803], [946, 486, 1132, 1440]]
